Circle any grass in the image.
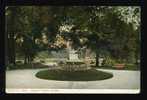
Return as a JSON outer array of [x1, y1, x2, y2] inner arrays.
[[95, 63, 140, 71], [35, 68, 113, 81], [7, 62, 48, 70], [123, 64, 140, 70], [7, 57, 57, 70]]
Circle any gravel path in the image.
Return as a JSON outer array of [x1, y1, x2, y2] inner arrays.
[[6, 68, 140, 93]]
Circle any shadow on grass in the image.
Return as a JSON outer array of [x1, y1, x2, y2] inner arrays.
[[35, 68, 113, 81]]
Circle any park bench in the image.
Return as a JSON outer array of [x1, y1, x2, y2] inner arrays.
[[114, 64, 125, 69]]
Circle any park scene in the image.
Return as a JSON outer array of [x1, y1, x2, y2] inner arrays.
[[5, 6, 140, 93]]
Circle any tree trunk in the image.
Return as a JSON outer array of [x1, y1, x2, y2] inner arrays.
[[5, 31, 9, 66], [28, 56, 31, 64], [8, 34, 15, 65], [24, 55, 28, 64], [8, 7, 18, 65], [96, 51, 99, 67]]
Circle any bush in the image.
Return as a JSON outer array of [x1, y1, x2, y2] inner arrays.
[[16, 60, 23, 65], [40, 60, 45, 63], [7, 63, 15, 70], [90, 60, 95, 64], [36, 50, 51, 59], [58, 61, 65, 65], [102, 57, 116, 67]]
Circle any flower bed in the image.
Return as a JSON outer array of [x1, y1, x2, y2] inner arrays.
[[60, 61, 90, 71]]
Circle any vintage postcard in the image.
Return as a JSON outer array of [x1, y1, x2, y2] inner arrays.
[[5, 6, 140, 94]]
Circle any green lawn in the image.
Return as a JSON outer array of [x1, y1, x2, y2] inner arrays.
[[35, 68, 113, 81], [7, 62, 48, 70], [94, 63, 140, 71]]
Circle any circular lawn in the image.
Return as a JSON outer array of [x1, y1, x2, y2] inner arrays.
[[35, 68, 113, 81]]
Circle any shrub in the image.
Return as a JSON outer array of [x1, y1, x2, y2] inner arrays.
[[16, 60, 23, 65], [40, 60, 45, 63], [36, 50, 51, 59], [90, 60, 95, 64], [58, 61, 65, 65], [102, 57, 116, 67], [7, 63, 14, 70]]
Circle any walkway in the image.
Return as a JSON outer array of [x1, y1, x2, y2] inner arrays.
[[6, 68, 140, 93]]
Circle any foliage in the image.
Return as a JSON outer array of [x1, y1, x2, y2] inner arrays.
[[35, 50, 51, 59], [102, 57, 116, 67], [5, 6, 140, 67]]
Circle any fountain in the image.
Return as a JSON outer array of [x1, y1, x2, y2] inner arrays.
[[59, 40, 91, 71], [68, 50, 79, 61]]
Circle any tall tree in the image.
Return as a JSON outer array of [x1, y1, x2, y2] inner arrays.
[[6, 6, 22, 64]]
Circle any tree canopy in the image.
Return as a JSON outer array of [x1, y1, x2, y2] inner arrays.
[[5, 6, 140, 65]]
